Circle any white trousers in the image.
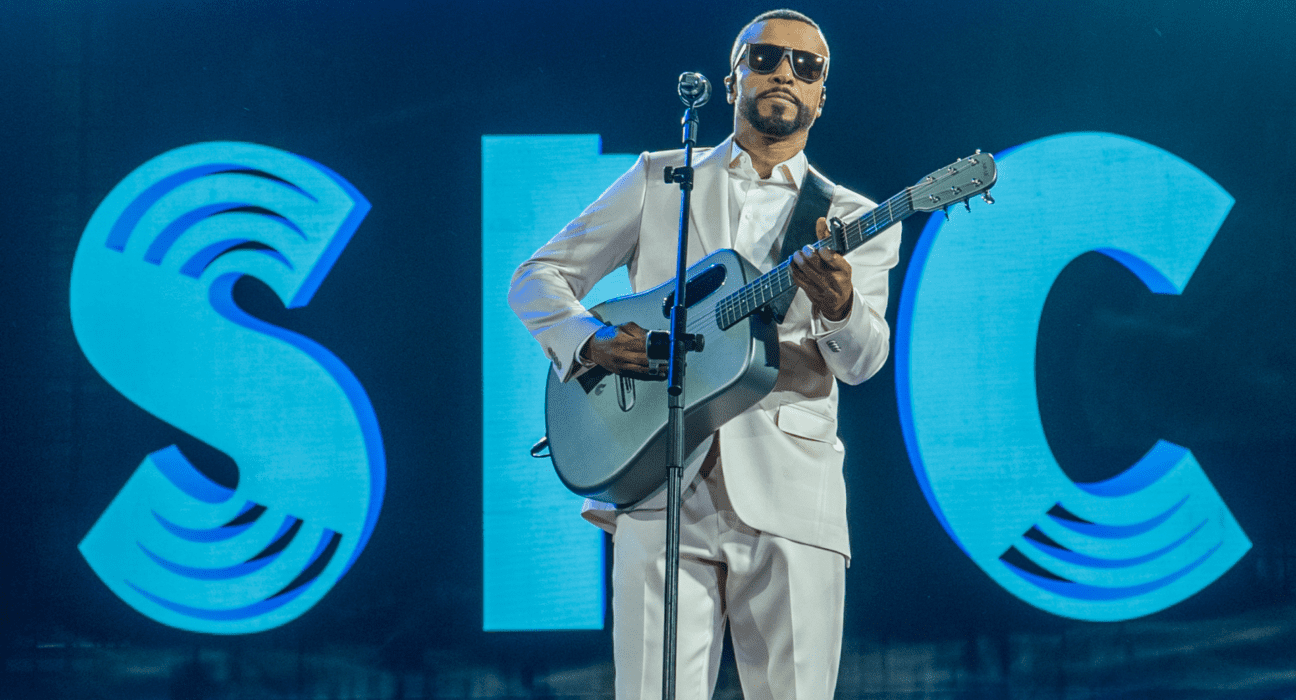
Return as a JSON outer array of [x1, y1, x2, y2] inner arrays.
[[611, 457, 846, 700]]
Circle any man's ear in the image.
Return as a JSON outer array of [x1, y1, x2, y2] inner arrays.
[[724, 73, 736, 104], [817, 85, 826, 115]]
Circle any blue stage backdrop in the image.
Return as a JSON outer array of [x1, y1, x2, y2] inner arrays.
[[3, 1, 1294, 698]]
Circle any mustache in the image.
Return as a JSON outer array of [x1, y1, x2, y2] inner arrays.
[[758, 88, 802, 105]]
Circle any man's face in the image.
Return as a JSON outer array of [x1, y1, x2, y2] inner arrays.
[[729, 19, 829, 138]]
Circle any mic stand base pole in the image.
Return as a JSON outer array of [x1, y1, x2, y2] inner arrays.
[[660, 98, 702, 700], [662, 398, 684, 700]]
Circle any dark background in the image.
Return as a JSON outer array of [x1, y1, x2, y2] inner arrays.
[[3, 0, 1294, 697]]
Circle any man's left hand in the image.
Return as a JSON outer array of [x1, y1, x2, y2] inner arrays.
[[790, 217, 853, 322]]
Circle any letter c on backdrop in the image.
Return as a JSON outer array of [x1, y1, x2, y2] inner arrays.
[[896, 132, 1249, 621]]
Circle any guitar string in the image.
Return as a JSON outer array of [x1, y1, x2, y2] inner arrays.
[[679, 162, 988, 333], [698, 213, 877, 333], [691, 194, 912, 334], [609, 164, 986, 355]]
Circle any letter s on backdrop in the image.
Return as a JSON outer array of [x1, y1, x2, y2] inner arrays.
[[70, 142, 385, 634]]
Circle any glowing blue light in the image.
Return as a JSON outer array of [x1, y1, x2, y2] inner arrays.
[[71, 142, 383, 635], [481, 135, 635, 630], [896, 132, 1249, 621]]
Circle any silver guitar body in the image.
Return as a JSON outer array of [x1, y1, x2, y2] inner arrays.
[[544, 249, 781, 506]]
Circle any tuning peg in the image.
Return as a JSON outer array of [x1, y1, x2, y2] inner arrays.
[[943, 207, 950, 221], [982, 192, 995, 205], [963, 199, 971, 212]]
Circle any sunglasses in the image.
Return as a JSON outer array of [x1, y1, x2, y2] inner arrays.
[[735, 43, 827, 83]]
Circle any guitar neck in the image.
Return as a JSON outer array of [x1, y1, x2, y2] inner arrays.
[[715, 188, 914, 330]]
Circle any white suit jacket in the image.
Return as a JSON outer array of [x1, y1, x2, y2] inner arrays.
[[509, 136, 901, 559]]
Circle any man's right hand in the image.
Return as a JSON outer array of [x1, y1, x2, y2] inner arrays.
[[581, 322, 657, 376]]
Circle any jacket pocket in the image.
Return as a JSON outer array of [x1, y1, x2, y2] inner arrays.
[[775, 403, 837, 444]]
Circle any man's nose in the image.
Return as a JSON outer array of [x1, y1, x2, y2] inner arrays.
[[771, 57, 795, 82]]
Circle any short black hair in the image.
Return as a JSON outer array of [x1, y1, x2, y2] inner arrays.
[[728, 9, 826, 72]]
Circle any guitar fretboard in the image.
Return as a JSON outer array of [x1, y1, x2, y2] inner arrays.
[[714, 189, 914, 330]]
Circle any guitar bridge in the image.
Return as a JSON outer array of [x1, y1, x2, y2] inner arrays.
[[616, 376, 636, 412]]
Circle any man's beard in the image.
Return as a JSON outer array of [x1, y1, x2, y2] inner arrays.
[[740, 92, 813, 137]]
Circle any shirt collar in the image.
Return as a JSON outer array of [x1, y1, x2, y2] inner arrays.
[[726, 138, 807, 189]]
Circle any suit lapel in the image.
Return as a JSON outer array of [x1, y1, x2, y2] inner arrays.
[[687, 138, 733, 259]]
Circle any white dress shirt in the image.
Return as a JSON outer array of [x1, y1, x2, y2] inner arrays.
[[727, 141, 850, 334], [726, 141, 804, 273]]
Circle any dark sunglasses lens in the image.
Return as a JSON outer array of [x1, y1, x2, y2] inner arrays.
[[747, 44, 783, 73], [791, 51, 824, 81]]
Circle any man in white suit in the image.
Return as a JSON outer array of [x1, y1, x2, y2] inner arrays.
[[509, 10, 901, 699]]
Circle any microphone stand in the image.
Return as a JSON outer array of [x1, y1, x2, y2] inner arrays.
[[658, 73, 710, 700]]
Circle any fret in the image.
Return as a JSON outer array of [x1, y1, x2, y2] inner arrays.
[[715, 187, 918, 331], [709, 149, 994, 333]]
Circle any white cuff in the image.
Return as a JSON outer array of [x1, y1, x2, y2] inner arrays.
[[811, 294, 856, 335]]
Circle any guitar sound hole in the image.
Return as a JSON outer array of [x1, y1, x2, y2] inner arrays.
[[662, 264, 727, 318]]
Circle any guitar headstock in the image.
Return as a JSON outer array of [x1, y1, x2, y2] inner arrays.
[[909, 151, 998, 213]]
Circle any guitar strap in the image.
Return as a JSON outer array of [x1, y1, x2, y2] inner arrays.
[[766, 165, 834, 323]]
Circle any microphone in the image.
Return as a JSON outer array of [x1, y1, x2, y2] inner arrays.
[[678, 72, 711, 107]]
